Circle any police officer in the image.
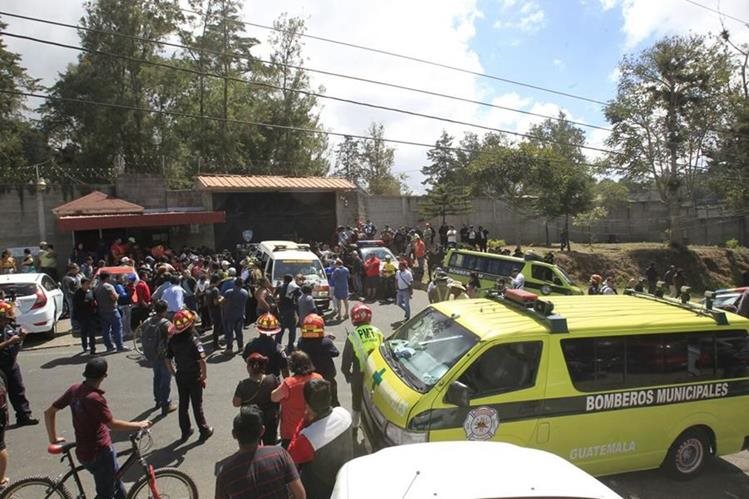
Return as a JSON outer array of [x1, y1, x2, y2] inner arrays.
[[0, 301, 38, 426], [341, 304, 384, 434]]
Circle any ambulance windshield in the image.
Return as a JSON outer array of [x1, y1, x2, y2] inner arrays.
[[385, 309, 478, 392]]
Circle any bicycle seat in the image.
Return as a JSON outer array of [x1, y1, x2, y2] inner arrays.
[[48, 442, 77, 454]]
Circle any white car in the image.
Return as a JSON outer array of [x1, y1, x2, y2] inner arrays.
[[332, 441, 621, 499], [0, 273, 64, 334]]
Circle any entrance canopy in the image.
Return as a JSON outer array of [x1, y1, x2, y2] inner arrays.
[[196, 174, 356, 192], [53, 191, 225, 232]]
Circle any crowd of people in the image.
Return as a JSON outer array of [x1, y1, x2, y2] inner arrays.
[[0, 231, 403, 497]]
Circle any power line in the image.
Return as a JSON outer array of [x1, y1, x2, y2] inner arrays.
[[2, 89, 617, 174], [0, 10, 612, 132], [178, 7, 609, 106], [0, 30, 623, 157], [681, 0, 749, 26]]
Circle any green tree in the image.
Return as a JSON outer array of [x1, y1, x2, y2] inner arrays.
[[708, 98, 749, 209], [593, 178, 630, 212], [0, 18, 42, 182], [333, 136, 364, 186], [42, 0, 183, 179], [469, 142, 539, 243], [572, 206, 609, 246], [605, 35, 733, 244], [258, 14, 328, 176], [360, 122, 408, 195], [179, 0, 261, 172], [421, 131, 458, 187], [527, 114, 594, 243], [418, 182, 472, 225]]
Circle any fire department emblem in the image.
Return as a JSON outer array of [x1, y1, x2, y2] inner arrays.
[[463, 407, 499, 441]]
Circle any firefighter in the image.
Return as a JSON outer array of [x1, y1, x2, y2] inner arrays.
[[0, 301, 38, 426], [341, 304, 384, 434], [297, 314, 340, 406]]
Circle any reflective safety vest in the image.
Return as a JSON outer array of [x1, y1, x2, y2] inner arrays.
[[348, 324, 384, 365]]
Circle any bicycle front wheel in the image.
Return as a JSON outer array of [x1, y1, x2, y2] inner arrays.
[[132, 324, 143, 354], [126, 467, 198, 499], [0, 476, 72, 499]]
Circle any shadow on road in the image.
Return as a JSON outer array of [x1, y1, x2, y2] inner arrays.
[[40, 352, 91, 369], [602, 457, 749, 499]]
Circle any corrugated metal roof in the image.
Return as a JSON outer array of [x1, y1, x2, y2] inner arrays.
[[196, 175, 356, 192], [52, 191, 144, 216]]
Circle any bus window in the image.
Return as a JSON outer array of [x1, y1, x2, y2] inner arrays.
[[531, 265, 555, 283], [459, 342, 542, 397], [450, 253, 463, 267], [561, 338, 625, 391], [716, 332, 749, 379]]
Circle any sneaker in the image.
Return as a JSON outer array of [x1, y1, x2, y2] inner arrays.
[[16, 417, 39, 426], [199, 427, 214, 442], [161, 403, 177, 417], [105, 348, 115, 353], [117, 346, 131, 352]]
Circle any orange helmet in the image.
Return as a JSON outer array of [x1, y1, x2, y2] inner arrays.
[[351, 303, 372, 326], [301, 314, 325, 338], [256, 312, 281, 335], [169, 310, 196, 334], [0, 301, 15, 319]]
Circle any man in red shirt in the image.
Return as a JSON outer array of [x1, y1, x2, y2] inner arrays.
[[363, 254, 381, 302], [44, 358, 151, 499], [215, 405, 305, 499]]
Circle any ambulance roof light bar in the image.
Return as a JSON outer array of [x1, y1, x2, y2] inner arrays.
[[487, 288, 568, 333], [623, 288, 729, 326]]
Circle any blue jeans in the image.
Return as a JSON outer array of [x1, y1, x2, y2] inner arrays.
[[79, 318, 97, 353], [224, 317, 244, 348], [99, 309, 124, 350], [152, 361, 172, 409], [396, 289, 411, 320], [81, 445, 126, 499]]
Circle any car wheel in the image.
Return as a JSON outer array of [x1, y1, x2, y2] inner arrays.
[[662, 428, 711, 480]]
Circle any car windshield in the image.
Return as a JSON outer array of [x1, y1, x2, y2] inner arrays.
[[273, 259, 326, 282], [0, 283, 37, 299], [714, 293, 740, 308], [385, 309, 478, 392], [361, 247, 394, 261]]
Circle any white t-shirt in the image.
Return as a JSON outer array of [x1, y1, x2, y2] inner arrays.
[[512, 272, 526, 289], [446, 229, 458, 243]]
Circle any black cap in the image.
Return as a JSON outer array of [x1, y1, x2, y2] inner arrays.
[[83, 358, 108, 379]]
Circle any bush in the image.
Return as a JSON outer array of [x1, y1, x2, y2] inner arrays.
[[725, 238, 741, 249]]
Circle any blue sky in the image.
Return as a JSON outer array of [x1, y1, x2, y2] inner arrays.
[[3, 0, 749, 191]]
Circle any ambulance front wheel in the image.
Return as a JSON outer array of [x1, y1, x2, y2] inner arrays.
[[663, 427, 712, 480]]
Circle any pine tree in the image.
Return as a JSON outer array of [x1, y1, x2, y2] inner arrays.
[[419, 183, 472, 225]]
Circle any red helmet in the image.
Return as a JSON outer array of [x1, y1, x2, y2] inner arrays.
[[301, 314, 325, 338], [169, 310, 196, 334], [0, 301, 15, 319], [351, 303, 372, 326], [256, 313, 281, 335]]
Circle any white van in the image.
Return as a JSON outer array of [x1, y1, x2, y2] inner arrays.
[[257, 241, 330, 311]]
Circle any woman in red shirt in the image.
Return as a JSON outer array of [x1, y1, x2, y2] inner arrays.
[[271, 351, 322, 448]]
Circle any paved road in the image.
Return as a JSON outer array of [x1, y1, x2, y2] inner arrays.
[[6, 291, 749, 498]]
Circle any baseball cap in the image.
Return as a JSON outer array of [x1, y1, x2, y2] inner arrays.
[[83, 358, 108, 379], [246, 352, 268, 363]]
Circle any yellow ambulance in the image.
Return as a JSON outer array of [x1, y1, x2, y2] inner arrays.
[[362, 289, 749, 479]]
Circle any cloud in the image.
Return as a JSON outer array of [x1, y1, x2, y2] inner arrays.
[[553, 58, 566, 70], [612, 0, 749, 49], [493, 0, 546, 33], [608, 67, 621, 82], [598, 0, 619, 11]]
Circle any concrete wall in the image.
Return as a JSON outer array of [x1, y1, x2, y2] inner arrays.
[[362, 194, 748, 247]]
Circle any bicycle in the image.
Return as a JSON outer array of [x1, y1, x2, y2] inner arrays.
[[0, 429, 197, 499]]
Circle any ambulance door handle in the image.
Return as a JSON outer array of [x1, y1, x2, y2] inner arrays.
[[536, 422, 550, 444]]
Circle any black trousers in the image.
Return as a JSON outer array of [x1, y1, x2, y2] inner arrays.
[[350, 369, 363, 413], [175, 373, 209, 436], [0, 362, 31, 420]]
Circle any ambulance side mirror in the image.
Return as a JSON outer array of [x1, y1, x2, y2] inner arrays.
[[445, 381, 471, 407]]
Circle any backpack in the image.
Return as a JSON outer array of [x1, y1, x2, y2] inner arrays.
[[141, 317, 169, 362]]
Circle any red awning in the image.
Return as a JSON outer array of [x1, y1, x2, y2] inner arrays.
[[57, 210, 226, 231]]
